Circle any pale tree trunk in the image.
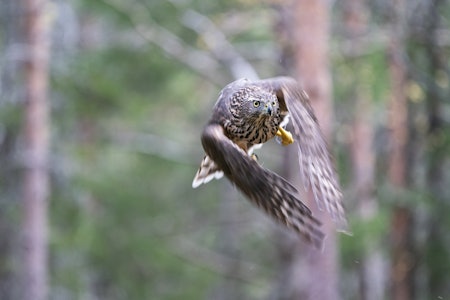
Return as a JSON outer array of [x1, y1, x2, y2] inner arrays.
[[351, 100, 386, 300], [22, 0, 51, 299], [293, 1, 339, 299], [343, 1, 386, 299], [387, 0, 416, 299], [273, 0, 340, 299]]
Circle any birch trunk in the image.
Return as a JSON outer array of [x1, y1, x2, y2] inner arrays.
[[22, 0, 51, 299]]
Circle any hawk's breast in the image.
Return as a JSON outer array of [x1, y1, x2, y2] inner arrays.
[[226, 115, 281, 150]]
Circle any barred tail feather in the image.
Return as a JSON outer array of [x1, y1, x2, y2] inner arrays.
[[192, 155, 224, 188]]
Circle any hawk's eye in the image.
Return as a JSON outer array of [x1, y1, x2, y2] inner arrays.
[[253, 100, 260, 108], [272, 101, 277, 106]]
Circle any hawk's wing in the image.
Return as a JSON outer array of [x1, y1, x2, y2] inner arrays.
[[256, 77, 348, 231], [201, 123, 324, 247]]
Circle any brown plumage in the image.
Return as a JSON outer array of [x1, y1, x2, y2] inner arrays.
[[193, 77, 348, 247]]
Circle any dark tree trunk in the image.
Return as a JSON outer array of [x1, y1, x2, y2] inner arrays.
[[0, 0, 24, 298], [422, 0, 448, 297]]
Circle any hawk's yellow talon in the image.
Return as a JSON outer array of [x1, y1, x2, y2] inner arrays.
[[250, 153, 258, 161], [276, 127, 294, 145]]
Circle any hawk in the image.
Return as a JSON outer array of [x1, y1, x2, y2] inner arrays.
[[192, 77, 347, 247]]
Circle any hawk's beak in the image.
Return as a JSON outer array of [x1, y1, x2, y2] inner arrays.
[[264, 103, 272, 116]]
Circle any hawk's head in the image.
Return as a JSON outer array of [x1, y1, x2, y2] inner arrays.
[[233, 86, 279, 122]]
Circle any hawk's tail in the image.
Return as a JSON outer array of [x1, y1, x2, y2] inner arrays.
[[192, 155, 224, 188]]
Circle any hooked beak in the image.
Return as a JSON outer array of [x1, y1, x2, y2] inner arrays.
[[264, 103, 273, 116]]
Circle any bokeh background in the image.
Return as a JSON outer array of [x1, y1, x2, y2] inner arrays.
[[1, 0, 449, 299]]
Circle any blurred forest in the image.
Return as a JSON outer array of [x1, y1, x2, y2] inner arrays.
[[1, 0, 450, 299]]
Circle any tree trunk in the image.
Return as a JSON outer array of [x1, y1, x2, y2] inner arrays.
[[22, 0, 51, 299], [423, 0, 448, 297], [295, 5, 339, 300], [276, 0, 340, 299], [387, 1, 416, 299], [351, 100, 386, 300]]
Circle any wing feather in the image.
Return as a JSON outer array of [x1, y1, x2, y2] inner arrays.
[[201, 123, 324, 247], [256, 77, 348, 231]]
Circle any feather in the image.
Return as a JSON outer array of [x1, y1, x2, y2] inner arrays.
[[201, 124, 324, 247], [255, 77, 348, 231]]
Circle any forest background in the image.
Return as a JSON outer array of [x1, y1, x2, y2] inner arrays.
[[0, 0, 449, 299]]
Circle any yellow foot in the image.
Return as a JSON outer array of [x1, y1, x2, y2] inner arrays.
[[250, 153, 259, 161], [276, 127, 294, 145]]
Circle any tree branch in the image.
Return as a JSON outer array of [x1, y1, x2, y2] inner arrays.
[[101, 0, 227, 85], [181, 9, 259, 80]]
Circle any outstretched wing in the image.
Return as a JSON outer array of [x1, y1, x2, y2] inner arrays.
[[201, 123, 324, 247], [256, 77, 348, 231]]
